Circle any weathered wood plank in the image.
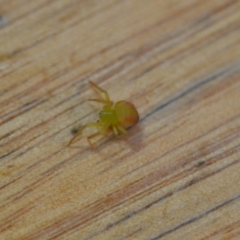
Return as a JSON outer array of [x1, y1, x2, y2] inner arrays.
[[0, 0, 240, 239]]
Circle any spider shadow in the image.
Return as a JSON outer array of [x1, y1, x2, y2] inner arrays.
[[117, 124, 144, 152], [67, 123, 144, 153]]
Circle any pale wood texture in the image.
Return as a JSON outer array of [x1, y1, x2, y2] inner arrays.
[[0, 0, 240, 239]]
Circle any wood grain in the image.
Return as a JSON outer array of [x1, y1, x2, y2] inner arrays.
[[0, 0, 240, 239]]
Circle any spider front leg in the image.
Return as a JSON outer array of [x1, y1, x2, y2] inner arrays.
[[89, 81, 110, 101], [88, 98, 113, 105], [89, 81, 113, 106]]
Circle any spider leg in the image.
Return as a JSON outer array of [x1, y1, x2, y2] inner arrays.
[[116, 124, 127, 134], [112, 125, 119, 136], [88, 98, 113, 105], [68, 122, 101, 146], [88, 123, 111, 146], [87, 132, 102, 147], [89, 81, 111, 102]]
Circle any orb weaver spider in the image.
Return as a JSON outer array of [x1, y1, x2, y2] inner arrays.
[[68, 81, 139, 146]]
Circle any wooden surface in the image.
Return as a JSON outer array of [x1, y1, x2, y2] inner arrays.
[[1, 0, 240, 239]]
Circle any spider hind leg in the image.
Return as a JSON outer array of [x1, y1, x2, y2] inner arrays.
[[68, 122, 101, 146]]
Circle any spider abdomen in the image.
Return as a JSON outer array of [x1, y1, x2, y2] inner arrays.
[[114, 101, 139, 128]]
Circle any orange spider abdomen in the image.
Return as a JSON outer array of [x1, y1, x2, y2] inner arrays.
[[114, 101, 139, 127]]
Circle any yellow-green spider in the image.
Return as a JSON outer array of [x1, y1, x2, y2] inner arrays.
[[68, 81, 139, 146]]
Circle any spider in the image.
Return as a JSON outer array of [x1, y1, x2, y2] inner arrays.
[[68, 81, 139, 146]]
